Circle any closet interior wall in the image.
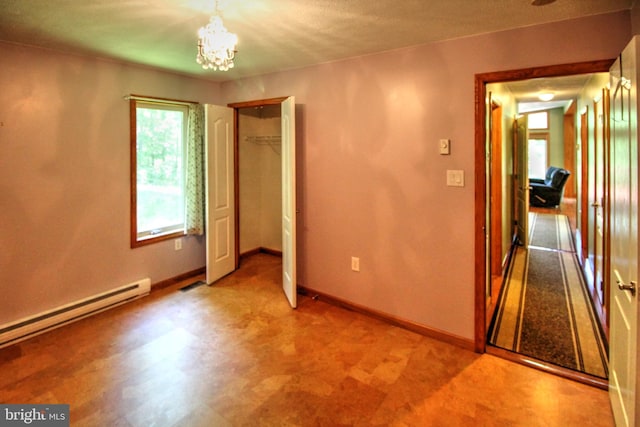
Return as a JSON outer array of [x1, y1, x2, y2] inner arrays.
[[238, 106, 283, 255]]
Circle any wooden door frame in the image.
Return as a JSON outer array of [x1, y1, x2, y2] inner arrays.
[[603, 88, 611, 334], [593, 88, 611, 335], [474, 59, 616, 352], [580, 108, 590, 263], [490, 99, 503, 278], [228, 97, 289, 269]]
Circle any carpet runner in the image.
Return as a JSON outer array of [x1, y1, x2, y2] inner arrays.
[[488, 213, 609, 378]]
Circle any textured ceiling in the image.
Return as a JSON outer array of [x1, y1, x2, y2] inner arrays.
[[0, 0, 632, 83]]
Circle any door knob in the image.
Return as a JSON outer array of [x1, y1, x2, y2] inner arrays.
[[617, 280, 637, 295]]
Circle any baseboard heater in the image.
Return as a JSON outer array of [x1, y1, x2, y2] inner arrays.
[[0, 278, 151, 348]]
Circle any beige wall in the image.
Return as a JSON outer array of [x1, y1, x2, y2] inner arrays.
[[221, 11, 630, 341]]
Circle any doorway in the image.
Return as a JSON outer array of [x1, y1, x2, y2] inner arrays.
[[237, 104, 283, 258], [474, 60, 615, 384], [225, 96, 297, 308]]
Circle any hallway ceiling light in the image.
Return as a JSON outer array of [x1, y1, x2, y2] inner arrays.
[[538, 92, 554, 101], [196, 2, 237, 71]]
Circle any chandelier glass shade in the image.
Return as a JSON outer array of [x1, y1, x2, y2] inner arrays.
[[196, 14, 238, 71]]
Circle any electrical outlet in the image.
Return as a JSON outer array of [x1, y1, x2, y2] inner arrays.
[[351, 256, 360, 272], [174, 238, 183, 251], [446, 169, 464, 187]]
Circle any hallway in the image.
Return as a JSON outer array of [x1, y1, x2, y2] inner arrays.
[[487, 199, 609, 387]]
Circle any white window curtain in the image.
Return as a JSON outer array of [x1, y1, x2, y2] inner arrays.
[[185, 103, 205, 235]]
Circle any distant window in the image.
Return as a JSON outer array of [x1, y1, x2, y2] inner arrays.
[[528, 134, 549, 179], [528, 111, 548, 130], [131, 100, 188, 247]]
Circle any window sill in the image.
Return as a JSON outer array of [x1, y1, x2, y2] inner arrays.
[[131, 230, 185, 248]]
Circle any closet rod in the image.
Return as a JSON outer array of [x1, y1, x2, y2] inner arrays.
[[245, 135, 281, 143]]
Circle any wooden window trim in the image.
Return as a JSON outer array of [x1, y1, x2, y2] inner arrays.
[[130, 97, 190, 248]]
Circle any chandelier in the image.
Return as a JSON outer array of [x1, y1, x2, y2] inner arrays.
[[196, 5, 238, 71]]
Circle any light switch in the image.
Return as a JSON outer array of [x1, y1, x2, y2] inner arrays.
[[447, 170, 464, 187], [439, 139, 451, 155]]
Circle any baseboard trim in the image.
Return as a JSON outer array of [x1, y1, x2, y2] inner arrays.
[[240, 248, 261, 258], [298, 285, 475, 352], [260, 247, 283, 257], [241, 247, 283, 258], [151, 267, 206, 291]]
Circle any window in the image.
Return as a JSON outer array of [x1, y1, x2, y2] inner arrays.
[[528, 134, 549, 180], [131, 100, 188, 247], [527, 111, 548, 130]]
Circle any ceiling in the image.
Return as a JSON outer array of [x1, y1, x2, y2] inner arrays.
[[503, 73, 609, 113], [0, 0, 633, 84]]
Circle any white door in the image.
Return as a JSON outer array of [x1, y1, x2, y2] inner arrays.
[[281, 96, 297, 308], [205, 104, 236, 284], [609, 37, 639, 427], [514, 115, 529, 247]]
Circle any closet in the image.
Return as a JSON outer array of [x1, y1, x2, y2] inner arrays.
[[238, 105, 283, 255]]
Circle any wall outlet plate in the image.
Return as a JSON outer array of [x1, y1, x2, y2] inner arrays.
[[439, 139, 451, 155], [446, 170, 464, 187]]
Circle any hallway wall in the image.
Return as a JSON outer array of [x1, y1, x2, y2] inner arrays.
[[576, 72, 611, 307], [548, 107, 566, 168], [485, 82, 517, 270]]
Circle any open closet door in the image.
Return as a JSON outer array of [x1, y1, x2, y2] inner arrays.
[[514, 115, 529, 246], [205, 104, 236, 284], [281, 96, 297, 308]]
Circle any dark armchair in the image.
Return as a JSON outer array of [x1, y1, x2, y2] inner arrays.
[[529, 166, 571, 208]]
